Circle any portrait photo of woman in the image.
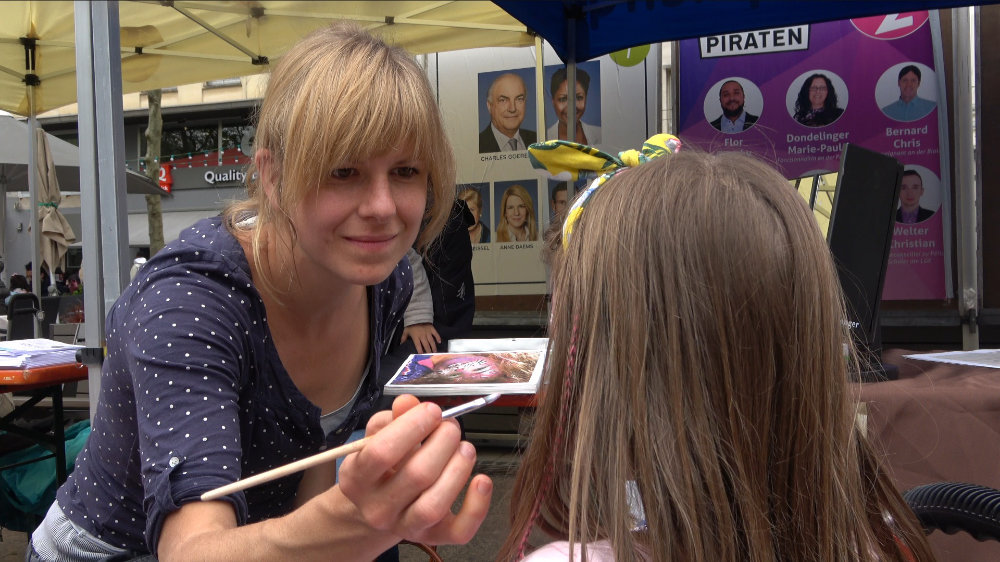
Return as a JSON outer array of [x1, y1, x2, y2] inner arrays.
[[495, 182, 539, 243], [544, 61, 601, 145], [791, 72, 846, 127], [457, 185, 491, 244]]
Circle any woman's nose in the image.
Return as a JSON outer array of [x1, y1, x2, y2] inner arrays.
[[359, 174, 396, 219]]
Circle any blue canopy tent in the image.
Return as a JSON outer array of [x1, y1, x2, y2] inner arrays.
[[494, 0, 994, 63], [495, 0, 991, 349]]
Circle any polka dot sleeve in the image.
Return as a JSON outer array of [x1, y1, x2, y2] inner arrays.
[[115, 257, 256, 549]]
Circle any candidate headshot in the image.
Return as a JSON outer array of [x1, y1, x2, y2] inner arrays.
[[479, 72, 537, 153], [881, 64, 937, 122], [496, 183, 538, 242], [793, 73, 845, 127], [547, 67, 601, 144], [896, 169, 935, 224], [550, 182, 569, 218], [709, 79, 759, 133], [458, 186, 491, 245]]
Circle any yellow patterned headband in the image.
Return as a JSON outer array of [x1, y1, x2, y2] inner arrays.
[[527, 134, 682, 248]]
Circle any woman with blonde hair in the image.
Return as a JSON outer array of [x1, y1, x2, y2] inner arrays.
[[502, 136, 934, 561], [497, 184, 539, 242], [29, 24, 492, 562]]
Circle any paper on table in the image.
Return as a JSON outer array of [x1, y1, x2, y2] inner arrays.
[[0, 338, 83, 369], [903, 349, 1000, 369]]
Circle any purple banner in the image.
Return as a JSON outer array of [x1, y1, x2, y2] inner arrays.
[[678, 12, 947, 300]]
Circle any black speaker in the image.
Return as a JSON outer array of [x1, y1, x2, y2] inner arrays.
[[827, 144, 903, 382]]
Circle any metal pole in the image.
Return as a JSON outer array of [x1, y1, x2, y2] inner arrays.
[[91, 1, 130, 309], [535, 35, 545, 141], [27, 95, 40, 336], [74, 0, 104, 417], [566, 11, 577, 200], [953, 7, 979, 350]]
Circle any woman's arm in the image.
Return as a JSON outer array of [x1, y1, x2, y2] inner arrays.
[[157, 397, 493, 561]]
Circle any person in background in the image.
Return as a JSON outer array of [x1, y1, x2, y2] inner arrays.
[[458, 187, 491, 244], [496, 184, 538, 243], [793, 73, 844, 127], [64, 272, 81, 295], [53, 268, 68, 295], [4, 274, 29, 307], [503, 136, 934, 561], [24, 261, 51, 296], [397, 199, 476, 356], [27, 23, 491, 562]]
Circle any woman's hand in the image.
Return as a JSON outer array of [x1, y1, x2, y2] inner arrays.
[[400, 323, 442, 353], [338, 395, 493, 545]]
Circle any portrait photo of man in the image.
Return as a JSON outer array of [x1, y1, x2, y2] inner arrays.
[[896, 169, 935, 224], [709, 79, 759, 133], [881, 64, 937, 122], [550, 182, 568, 218], [479, 71, 537, 153]]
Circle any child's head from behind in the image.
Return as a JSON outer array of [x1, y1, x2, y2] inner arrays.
[[507, 150, 927, 560], [546, 151, 848, 420]]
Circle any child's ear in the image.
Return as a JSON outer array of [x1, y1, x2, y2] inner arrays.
[[254, 149, 279, 205]]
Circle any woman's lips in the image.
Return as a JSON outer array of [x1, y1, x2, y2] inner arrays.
[[344, 234, 396, 250]]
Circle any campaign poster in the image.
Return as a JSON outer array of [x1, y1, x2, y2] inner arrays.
[[433, 43, 660, 297], [677, 12, 951, 300]]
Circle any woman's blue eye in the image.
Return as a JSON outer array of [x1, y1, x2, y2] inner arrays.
[[330, 168, 355, 179], [395, 167, 419, 178]]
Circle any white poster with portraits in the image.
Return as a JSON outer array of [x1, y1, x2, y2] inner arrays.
[[428, 44, 660, 296]]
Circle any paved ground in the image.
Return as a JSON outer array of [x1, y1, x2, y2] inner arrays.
[[0, 448, 520, 562]]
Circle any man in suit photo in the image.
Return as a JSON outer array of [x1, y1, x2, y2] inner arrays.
[[480, 72, 536, 153], [896, 169, 935, 224], [709, 79, 759, 133]]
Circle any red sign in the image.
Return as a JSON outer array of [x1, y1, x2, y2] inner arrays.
[[851, 12, 929, 40], [158, 164, 173, 193]]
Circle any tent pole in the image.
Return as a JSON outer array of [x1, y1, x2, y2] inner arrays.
[[953, 7, 979, 350], [566, 8, 577, 200], [26, 41, 41, 336], [91, 1, 130, 310], [535, 35, 544, 141], [74, 0, 104, 418], [75, 0, 130, 417]]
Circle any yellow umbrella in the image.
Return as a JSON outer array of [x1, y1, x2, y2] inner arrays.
[[35, 126, 76, 277], [0, 1, 532, 116]]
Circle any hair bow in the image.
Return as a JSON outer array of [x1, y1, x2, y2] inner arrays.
[[527, 133, 682, 248]]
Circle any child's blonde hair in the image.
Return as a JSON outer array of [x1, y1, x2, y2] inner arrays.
[[503, 149, 933, 562]]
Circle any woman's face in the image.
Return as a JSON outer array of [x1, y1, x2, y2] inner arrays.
[[552, 80, 587, 125], [808, 77, 828, 109], [505, 194, 527, 229], [284, 146, 427, 288]]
